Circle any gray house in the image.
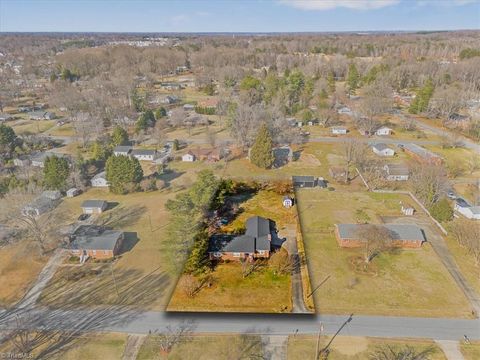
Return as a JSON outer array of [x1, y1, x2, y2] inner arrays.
[[113, 146, 133, 156], [292, 176, 316, 188], [81, 200, 108, 214]]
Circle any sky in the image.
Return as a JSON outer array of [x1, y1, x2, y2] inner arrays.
[[0, 0, 478, 33]]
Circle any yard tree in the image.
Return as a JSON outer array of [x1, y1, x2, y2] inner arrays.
[[43, 155, 70, 191], [90, 141, 110, 161], [105, 154, 143, 194], [327, 70, 336, 93], [183, 230, 210, 274], [111, 125, 129, 146], [155, 321, 196, 354], [410, 164, 449, 209], [369, 344, 433, 360], [155, 106, 167, 119], [346, 63, 360, 95], [0, 123, 18, 155], [429, 197, 453, 222], [240, 75, 262, 91], [356, 224, 393, 263], [250, 124, 274, 169], [449, 218, 480, 266]]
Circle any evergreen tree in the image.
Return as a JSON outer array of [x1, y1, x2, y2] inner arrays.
[[429, 198, 453, 223], [250, 124, 274, 169], [90, 141, 111, 161], [327, 70, 336, 93], [409, 79, 435, 114], [105, 155, 143, 194], [0, 124, 18, 154], [155, 107, 167, 119], [111, 126, 129, 146], [135, 110, 156, 133], [347, 63, 360, 94], [43, 155, 70, 190]]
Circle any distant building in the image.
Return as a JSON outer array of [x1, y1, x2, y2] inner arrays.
[[113, 146, 132, 156], [182, 152, 196, 162], [335, 223, 425, 248], [0, 113, 13, 122], [131, 149, 157, 161], [91, 171, 109, 188], [337, 106, 353, 116], [402, 143, 442, 165], [372, 143, 395, 157], [21, 191, 62, 217], [81, 200, 108, 214], [375, 126, 393, 136], [161, 95, 179, 104], [27, 111, 56, 120], [331, 127, 348, 135], [454, 198, 480, 220], [383, 164, 409, 181], [30, 152, 67, 168], [292, 175, 316, 188], [187, 148, 223, 162], [401, 205, 415, 216], [66, 188, 82, 198], [183, 104, 195, 111]]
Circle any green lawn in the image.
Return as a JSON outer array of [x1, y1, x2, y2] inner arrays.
[[295, 189, 472, 317], [287, 336, 446, 360]]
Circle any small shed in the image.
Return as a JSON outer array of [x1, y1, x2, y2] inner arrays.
[[292, 176, 316, 188], [81, 200, 108, 214], [372, 143, 395, 157], [401, 204, 415, 216], [375, 126, 393, 136], [283, 196, 294, 209], [182, 152, 196, 162], [66, 188, 82, 198], [331, 127, 348, 135]]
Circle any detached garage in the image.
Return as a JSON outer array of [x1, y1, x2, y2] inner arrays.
[[81, 200, 108, 214]]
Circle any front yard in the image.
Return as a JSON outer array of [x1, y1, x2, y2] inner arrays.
[[295, 189, 472, 317]]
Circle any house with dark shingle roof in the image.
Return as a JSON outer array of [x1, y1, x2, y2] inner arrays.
[[292, 176, 316, 188], [208, 216, 273, 261], [69, 227, 124, 259], [334, 223, 425, 248]]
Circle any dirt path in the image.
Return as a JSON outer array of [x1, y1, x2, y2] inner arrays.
[[122, 334, 146, 360], [435, 340, 465, 360], [17, 249, 67, 309], [263, 335, 287, 360]]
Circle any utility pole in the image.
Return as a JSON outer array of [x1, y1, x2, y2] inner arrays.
[[314, 323, 323, 360], [319, 314, 354, 357], [307, 275, 331, 298]]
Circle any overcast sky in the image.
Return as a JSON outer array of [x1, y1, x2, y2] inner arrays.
[[0, 0, 479, 32]]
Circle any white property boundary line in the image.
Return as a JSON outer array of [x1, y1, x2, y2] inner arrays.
[[355, 168, 448, 236]]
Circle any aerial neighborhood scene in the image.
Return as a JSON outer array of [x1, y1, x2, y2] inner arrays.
[[0, 0, 480, 359]]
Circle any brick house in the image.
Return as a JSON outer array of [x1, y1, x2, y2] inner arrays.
[[334, 223, 425, 248], [69, 227, 124, 259], [208, 216, 273, 261]]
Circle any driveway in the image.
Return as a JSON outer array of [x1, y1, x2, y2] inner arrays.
[[383, 216, 480, 316], [280, 227, 310, 314]]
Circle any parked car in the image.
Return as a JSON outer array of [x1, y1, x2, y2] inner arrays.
[[78, 213, 91, 221]]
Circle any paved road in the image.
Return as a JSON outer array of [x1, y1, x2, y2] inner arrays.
[[400, 114, 480, 153], [1, 308, 479, 341]]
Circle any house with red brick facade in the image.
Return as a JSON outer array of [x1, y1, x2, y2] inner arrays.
[[208, 216, 273, 261], [69, 226, 124, 260], [334, 223, 425, 248]]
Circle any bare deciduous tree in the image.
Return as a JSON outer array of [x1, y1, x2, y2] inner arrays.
[[449, 219, 480, 266], [409, 164, 449, 208], [356, 224, 393, 263]]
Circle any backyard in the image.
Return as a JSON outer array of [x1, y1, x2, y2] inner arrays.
[[295, 189, 472, 317]]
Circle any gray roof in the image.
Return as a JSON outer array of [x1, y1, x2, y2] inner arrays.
[[384, 164, 409, 176], [292, 175, 315, 183], [372, 143, 391, 151], [81, 200, 107, 209], [92, 171, 106, 180], [71, 230, 123, 251], [131, 149, 156, 156], [210, 216, 272, 253], [113, 146, 132, 153], [336, 224, 425, 242], [455, 198, 471, 208], [403, 143, 441, 160], [30, 152, 64, 163]]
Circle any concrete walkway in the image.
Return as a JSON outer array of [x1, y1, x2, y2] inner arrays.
[[435, 340, 465, 360], [122, 334, 146, 360], [263, 335, 288, 360], [17, 249, 67, 309]]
